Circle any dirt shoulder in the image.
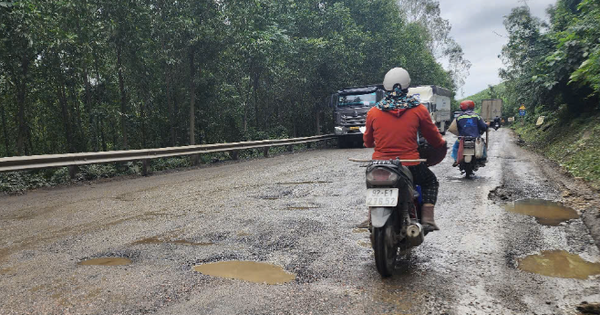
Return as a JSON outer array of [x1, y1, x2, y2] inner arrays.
[[510, 128, 600, 247]]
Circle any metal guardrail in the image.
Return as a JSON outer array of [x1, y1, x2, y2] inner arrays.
[[0, 134, 336, 175]]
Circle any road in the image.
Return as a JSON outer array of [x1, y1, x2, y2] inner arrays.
[[1, 128, 599, 315]]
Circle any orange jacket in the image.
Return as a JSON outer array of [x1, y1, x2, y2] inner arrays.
[[363, 105, 445, 166]]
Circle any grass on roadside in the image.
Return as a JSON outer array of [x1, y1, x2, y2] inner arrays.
[[513, 110, 600, 190]]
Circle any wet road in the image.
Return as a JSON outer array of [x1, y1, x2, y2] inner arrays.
[[1, 129, 599, 314]]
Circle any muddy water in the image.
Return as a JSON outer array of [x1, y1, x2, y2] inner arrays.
[[78, 258, 132, 266], [358, 240, 371, 248], [518, 250, 600, 279], [193, 261, 295, 285], [506, 199, 579, 225]]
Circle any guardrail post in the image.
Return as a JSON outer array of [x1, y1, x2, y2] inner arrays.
[[230, 150, 238, 160], [263, 147, 269, 158], [191, 154, 200, 166], [142, 160, 150, 176], [287, 145, 293, 153], [306, 142, 312, 149], [68, 166, 78, 180]]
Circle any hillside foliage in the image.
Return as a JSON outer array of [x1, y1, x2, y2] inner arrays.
[[499, 0, 600, 119], [0, 0, 467, 158]]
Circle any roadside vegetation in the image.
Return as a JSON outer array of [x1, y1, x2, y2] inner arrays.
[[0, 0, 468, 158], [0, 0, 469, 191]]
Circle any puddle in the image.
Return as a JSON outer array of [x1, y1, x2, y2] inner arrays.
[[505, 199, 579, 225], [78, 258, 132, 266], [132, 237, 213, 246], [278, 181, 332, 185], [352, 228, 369, 234], [517, 250, 600, 279], [193, 261, 295, 285], [358, 240, 371, 248], [0, 267, 13, 275]]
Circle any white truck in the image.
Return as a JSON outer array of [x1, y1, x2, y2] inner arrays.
[[407, 85, 452, 134], [480, 99, 503, 123]]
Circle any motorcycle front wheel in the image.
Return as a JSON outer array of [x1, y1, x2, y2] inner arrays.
[[373, 223, 397, 277]]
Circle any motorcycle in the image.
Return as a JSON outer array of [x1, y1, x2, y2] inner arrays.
[[457, 136, 485, 178], [354, 157, 429, 277], [493, 121, 500, 131]]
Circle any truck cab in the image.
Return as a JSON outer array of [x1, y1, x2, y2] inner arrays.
[[330, 85, 385, 148]]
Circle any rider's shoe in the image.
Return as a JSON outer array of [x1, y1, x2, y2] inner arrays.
[[421, 204, 440, 231], [452, 161, 458, 167]]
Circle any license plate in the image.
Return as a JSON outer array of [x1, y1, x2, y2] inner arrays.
[[366, 188, 399, 207], [463, 148, 475, 155], [349, 126, 360, 131]]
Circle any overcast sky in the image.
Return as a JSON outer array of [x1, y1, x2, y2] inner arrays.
[[436, 0, 556, 98]]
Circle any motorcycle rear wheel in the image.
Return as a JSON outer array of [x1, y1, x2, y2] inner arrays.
[[373, 223, 397, 277], [462, 162, 474, 178]]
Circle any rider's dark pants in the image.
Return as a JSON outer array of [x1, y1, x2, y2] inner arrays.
[[407, 163, 439, 205]]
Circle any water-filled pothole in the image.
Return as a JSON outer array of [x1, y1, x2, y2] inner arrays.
[[132, 237, 213, 246], [358, 240, 371, 248], [78, 258, 132, 266], [517, 250, 600, 279], [0, 267, 13, 275], [193, 261, 295, 284], [505, 199, 578, 226]]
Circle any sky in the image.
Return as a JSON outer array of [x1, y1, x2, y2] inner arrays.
[[436, 0, 556, 98]]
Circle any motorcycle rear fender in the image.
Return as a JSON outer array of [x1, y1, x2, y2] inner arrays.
[[464, 155, 473, 163], [370, 207, 393, 228]]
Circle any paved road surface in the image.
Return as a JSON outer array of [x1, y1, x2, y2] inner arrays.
[[1, 129, 599, 314]]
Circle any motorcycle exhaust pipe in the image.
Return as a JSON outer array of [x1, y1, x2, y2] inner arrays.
[[406, 223, 424, 246]]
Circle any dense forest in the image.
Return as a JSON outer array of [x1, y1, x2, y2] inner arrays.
[[0, 0, 469, 158], [499, 0, 599, 118]]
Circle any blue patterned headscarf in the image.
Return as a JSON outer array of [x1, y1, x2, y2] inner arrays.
[[376, 87, 420, 111]]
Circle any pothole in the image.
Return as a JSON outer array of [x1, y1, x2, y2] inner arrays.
[[193, 261, 296, 284], [0, 267, 13, 275], [488, 185, 514, 202], [277, 181, 332, 185], [517, 250, 600, 279], [78, 258, 132, 266], [132, 237, 213, 246], [285, 206, 320, 210], [358, 240, 371, 248], [577, 302, 600, 315], [505, 199, 579, 226]]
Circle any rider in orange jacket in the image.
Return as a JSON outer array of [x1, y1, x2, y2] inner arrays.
[[363, 67, 447, 231]]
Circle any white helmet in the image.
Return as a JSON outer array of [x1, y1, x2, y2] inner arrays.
[[382, 67, 411, 91]]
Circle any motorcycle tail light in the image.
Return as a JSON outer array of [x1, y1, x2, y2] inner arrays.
[[366, 167, 398, 185]]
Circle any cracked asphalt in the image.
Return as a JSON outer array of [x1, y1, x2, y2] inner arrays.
[[0, 128, 599, 314]]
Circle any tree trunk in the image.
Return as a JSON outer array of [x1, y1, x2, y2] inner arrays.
[[99, 117, 107, 151], [57, 80, 74, 153], [69, 83, 83, 151], [189, 47, 196, 145], [165, 65, 175, 147], [16, 59, 30, 156], [0, 98, 9, 156], [83, 66, 97, 151], [117, 44, 128, 149]]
